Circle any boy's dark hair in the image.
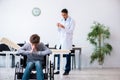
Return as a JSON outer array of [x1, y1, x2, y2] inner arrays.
[[61, 8, 68, 14], [30, 34, 40, 44]]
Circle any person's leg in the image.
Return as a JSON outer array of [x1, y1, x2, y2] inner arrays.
[[35, 61, 44, 80], [22, 62, 34, 80], [64, 53, 71, 74]]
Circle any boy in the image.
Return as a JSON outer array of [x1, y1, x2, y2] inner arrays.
[[18, 34, 52, 80]]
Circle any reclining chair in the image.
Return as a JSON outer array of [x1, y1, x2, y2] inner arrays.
[[0, 44, 15, 67]]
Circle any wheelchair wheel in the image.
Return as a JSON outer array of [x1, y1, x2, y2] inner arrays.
[[49, 61, 54, 80]]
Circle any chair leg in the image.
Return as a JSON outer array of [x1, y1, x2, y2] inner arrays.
[[71, 55, 76, 70], [14, 73, 16, 80], [54, 56, 56, 70], [11, 54, 15, 68], [73, 56, 76, 69], [71, 56, 73, 69], [14, 63, 18, 80], [49, 61, 54, 80]]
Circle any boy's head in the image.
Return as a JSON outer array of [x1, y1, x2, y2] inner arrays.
[[30, 34, 40, 45]]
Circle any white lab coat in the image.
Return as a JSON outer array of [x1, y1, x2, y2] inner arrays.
[[57, 16, 75, 50]]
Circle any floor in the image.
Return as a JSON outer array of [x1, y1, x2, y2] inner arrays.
[[0, 68, 120, 80]]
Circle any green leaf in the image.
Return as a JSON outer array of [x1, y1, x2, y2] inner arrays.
[[87, 21, 112, 65]]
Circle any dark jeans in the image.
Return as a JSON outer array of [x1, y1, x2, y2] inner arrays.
[[54, 53, 71, 73]]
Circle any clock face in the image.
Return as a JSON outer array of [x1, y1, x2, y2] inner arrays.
[[32, 7, 41, 16]]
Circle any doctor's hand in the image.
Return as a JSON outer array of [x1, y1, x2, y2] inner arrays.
[[57, 23, 65, 29], [57, 23, 60, 27]]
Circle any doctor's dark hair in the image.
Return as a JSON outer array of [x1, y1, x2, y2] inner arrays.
[[61, 8, 68, 14], [30, 34, 40, 44]]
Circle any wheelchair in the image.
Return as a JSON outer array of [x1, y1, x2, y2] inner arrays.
[[14, 54, 54, 80]]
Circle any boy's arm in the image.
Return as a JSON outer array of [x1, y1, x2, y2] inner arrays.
[[36, 43, 52, 56], [17, 43, 31, 55]]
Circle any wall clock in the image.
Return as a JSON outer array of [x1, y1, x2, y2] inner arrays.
[[32, 7, 41, 16]]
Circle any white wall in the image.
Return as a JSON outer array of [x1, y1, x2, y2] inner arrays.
[[0, 0, 120, 68]]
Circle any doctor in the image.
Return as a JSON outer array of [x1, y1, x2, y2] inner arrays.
[[56, 8, 75, 75]]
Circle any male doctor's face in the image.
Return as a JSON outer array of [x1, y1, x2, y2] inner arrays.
[[61, 12, 68, 19]]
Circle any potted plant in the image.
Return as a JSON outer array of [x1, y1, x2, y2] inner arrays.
[[87, 22, 112, 65]]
